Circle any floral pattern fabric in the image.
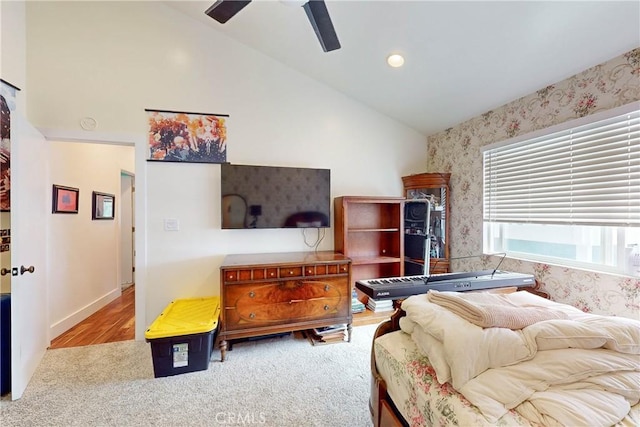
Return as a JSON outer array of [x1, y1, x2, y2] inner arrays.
[[374, 331, 537, 427], [426, 48, 640, 319], [374, 329, 640, 426]]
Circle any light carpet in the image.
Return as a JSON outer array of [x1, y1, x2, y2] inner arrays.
[[1, 324, 379, 427]]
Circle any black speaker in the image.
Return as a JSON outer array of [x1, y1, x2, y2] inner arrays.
[[405, 259, 427, 276], [405, 201, 428, 234], [405, 233, 428, 260]]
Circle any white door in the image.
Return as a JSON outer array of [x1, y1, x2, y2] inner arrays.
[[10, 114, 49, 400]]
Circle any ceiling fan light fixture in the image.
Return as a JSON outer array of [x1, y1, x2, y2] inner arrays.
[[303, 0, 341, 52], [204, 0, 340, 52], [280, 0, 306, 7], [205, 0, 251, 24], [387, 54, 405, 68]]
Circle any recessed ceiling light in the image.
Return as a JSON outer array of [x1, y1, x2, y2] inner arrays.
[[387, 54, 405, 68]]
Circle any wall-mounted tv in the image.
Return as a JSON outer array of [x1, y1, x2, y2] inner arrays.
[[220, 164, 331, 229]]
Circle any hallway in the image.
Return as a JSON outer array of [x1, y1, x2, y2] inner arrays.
[[49, 286, 135, 349]]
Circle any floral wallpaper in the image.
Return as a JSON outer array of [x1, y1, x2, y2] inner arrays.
[[426, 48, 640, 319]]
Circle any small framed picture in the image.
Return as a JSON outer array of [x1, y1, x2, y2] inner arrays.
[[52, 185, 79, 214], [92, 191, 115, 220]]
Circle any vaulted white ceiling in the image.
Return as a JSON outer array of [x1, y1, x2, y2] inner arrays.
[[165, 1, 640, 136]]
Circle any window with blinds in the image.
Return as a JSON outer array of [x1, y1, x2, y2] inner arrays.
[[482, 102, 640, 276]]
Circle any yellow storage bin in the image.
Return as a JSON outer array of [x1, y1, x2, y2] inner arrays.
[[145, 297, 220, 339], [145, 297, 220, 378]]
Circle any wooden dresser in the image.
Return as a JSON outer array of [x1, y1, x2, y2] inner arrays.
[[218, 251, 352, 361]]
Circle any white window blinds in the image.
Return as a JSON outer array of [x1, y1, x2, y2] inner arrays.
[[483, 105, 640, 227]]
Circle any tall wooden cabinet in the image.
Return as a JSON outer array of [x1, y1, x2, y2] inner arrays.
[[334, 196, 405, 323], [402, 173, 451, 274]]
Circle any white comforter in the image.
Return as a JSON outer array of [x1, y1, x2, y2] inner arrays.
[[400, 291, 640, 426]]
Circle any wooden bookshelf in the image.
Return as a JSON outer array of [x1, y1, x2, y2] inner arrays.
[[334, 196, 405, 323]]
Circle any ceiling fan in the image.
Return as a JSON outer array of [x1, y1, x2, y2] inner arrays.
[[204, 0, 341, 52]]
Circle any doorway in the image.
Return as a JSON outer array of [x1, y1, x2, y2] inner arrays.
[[46, 142, 136, 349], [120, 171, 135, 291]]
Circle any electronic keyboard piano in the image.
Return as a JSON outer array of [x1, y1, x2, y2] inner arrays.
[[356, 270, 535, 300]]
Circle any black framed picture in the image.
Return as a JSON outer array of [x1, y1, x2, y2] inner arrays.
[[92, 191, 115, 220], [52, 185, 80, 214]]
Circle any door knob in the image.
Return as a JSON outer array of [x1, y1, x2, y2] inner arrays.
[[0, 268, 10, 276], [20, 265, 35, 275]]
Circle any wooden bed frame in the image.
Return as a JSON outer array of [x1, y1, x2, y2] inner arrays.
[[368, 285, 550, 426], [370, 308, 408, 427]]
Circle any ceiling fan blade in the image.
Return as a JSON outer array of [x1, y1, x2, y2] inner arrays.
[[205, 0, 252, 24], [302, 0, 341, 52]]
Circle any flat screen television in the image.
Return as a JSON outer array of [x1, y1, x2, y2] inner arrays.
[[220, 163, 331, 229]]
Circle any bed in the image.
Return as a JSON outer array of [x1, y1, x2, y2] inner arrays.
[[370, 289, 640, 427]]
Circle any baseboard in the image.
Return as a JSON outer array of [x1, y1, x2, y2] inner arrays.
[[121, 282, 134, 291], [50, 289, 121, 339]]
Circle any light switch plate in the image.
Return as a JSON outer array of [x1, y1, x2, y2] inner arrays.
[[164, 218, 180, 231]]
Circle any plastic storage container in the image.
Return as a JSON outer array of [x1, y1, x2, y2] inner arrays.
[[145, 296, 220, 378]]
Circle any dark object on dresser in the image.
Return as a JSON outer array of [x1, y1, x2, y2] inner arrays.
[[283, 211, 329, 228]]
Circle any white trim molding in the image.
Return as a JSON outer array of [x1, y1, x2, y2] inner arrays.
[[38, 128, 138, 146]]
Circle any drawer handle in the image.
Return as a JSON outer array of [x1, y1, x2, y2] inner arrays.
[[289, 270, 294, 275], [324, 284, 330, 291], [324, 305, 329, 311], [248, 291, 255, 298], [229, 274, 234, 279], [270, 272, 275, 277], [249, 313, 255, 319]]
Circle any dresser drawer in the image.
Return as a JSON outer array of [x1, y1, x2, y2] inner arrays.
[[223, 278, 349, 329], [279, 266, 303, 278], [224, 268, 279, 282], [304, 263, 349, 276], [224, 263, 348, 283]]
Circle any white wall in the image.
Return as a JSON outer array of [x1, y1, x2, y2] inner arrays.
[[0, 0, 26, 106], [48, 141, 134, 338], [24, 2, 428, 337]]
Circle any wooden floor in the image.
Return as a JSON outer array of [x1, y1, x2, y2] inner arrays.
[[49, 285, 135, 349]]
